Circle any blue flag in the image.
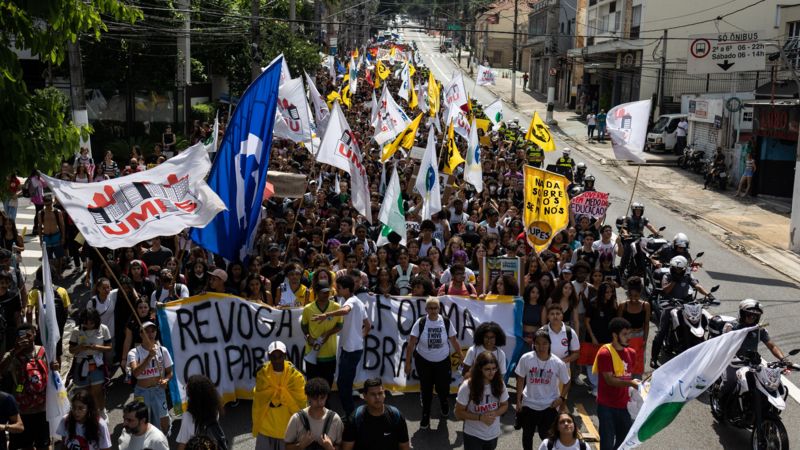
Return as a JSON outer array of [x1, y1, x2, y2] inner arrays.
[[191, 56, 283, 261], [336, 60, 346, 74]]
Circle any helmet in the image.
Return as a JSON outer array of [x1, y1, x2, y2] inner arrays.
[[670, 255, 688, 270], [576, 162, 587, 171], [738, 298, 763, 321], [615, 216, 626, 230], [631, 202, 644, 212], [562, 148, 572, 155], [673, 232, 689, 248], [584, 175, 596, 183]]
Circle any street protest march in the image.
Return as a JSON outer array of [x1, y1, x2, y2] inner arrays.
[[570, 190, 610, 219], [523, 165, 570, 251]]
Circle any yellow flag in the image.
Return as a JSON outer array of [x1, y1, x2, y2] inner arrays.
[[475, 118, 491, 146], [341, 84, 352, 109], [326, 91, 340, 108], [442, 120, 465, 175], [523, 165, 570, 252], [376, 60, 390, 80], [524, 111, 556, 151], [374, 68, 381, 89], [409, 64, 416, 78], [409, 75, 418, 109], [353, 48, 359, 58], [381, 113, 423, 162], [428, 71, 440, 117]]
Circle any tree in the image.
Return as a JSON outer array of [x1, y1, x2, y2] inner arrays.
[[0, 0, 142, 181]]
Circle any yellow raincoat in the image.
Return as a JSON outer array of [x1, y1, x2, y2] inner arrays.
[[251, 361, 307, 439]]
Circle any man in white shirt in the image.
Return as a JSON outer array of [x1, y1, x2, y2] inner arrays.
[[675, 118, 689, 155], [542, 304, 580, 364], [118, 401, 169, 450], [313, 275, 371, 416], [592, 225, 623, 268]]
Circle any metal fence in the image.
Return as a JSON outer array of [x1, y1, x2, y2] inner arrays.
[[662, 62, 778, 99]]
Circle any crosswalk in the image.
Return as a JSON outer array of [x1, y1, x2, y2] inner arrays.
[[4, 199, 43, 287]]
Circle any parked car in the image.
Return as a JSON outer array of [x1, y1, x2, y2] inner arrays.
[[646, 114, 687, 153]]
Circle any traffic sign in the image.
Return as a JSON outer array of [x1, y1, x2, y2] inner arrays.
[[687, 31, 765, 74]]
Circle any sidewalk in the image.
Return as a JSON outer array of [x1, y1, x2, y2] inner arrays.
[[452, 56, 800, 285]]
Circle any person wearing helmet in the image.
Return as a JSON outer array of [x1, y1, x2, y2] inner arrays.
[[650, 232, 693, 269], [525, 142, 544, 168], [556, 148, 575, 172], [649, 255, 714, 368], [621, 203, 659, 240], [574, 162, 587, 184], [583, 175, 596, 192], [718, 299, 789, 411]]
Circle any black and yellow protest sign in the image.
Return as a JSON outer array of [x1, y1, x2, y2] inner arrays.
[[523, 165, 570, 252]]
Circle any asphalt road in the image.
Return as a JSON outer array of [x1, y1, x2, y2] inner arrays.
[[10, 27, 799, 450]]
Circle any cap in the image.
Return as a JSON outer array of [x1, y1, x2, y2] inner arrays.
[[268, 341, 287, 355], [267, 244, 280, 252], [561, 264, 573, 273], [208, 268, 228, 282], [316, 280, 332, 293], [141, 321, 157, 329]]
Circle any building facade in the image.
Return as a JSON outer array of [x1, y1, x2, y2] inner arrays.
[[523, 0, 576, 107]]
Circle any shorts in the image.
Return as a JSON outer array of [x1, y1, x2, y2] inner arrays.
[[134, 385, 169, 426], [43, 232, 64, 258], [255, 435, 285, 450], [73, 360, 106, 387], [9, 411, 49, 449], [743, 168, 754, 177]]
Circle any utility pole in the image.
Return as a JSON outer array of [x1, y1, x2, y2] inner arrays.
[[251, 0, 261, 82], [68, 40, 91, 153], [289, 0, 296, 33], [511, 0, 518, 106], [545, 0, 560, 124], [177, 0, 191, 134], [658, 29, 668, 116]]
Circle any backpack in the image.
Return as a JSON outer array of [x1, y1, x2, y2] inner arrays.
[[296, 409, 335, 450], [546, 438, 587, 450], [417, 316, 452, 338], [12, 346, 48, 411], [442, 282, 476, 296], [196, 419, 229, 450], [155, 283, 185, 302], [352, 404, 402, 435]]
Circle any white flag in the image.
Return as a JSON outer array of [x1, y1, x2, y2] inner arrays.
[[275, 77, 315, 144], [466, 119, 483, 192], [40, 244, 70, 438], [202, 113, 219, 154], [327, 56, 336, 84], [377, 167, 406, 246], [452, 109, 472, 141], [374, 86, 412, 145], [317, 102, 358, 173], [349, 56, 358, 94], [42, 143, 225, 249], [398, 63, 411, 102], [414, 127, 442, 220], [334, 172, 341, 195], [620, 326, 756, 449], [263, 53, 292, 86], [476, 64, 496, 86], [444, 72, 468, 121], [305, 72, 330, 135], [484, 99, 504, 127], [417, 82, 430, 113], [348, 149, 372, 224], [370, 90, 379, 125], [607, 99, 652, 163]]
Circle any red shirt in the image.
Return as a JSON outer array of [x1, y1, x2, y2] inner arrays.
[[8, 177, 20, 196], [596, 345, 636, 409]]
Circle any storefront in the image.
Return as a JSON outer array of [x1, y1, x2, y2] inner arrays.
[[750, 100, 799, 198]]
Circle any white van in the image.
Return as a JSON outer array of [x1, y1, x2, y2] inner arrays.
[[646, 114, 687, 152]]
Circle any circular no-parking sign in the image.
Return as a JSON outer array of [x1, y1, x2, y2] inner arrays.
[[690, 39, 711, 59]]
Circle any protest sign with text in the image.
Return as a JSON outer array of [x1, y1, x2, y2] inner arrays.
[[523, 165, 570, 252], [481, 257, 522, 293], [570, 191, 610, 219]]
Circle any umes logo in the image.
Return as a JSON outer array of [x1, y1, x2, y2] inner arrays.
[[527, 221, 553, 246], [87, 174, 199, 237], [279, 98, 302, 133]]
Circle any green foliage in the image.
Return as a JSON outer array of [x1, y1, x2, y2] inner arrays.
[[106, 134, 153, 163], [191, 102, 215, 122], [0, 0, 142, 181]]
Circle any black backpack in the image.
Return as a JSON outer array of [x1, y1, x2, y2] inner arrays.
[[196, 419, 229, 450], [546, 438, 587, 450], [417, 316, 452, 338], [296, 409, 336, 450]]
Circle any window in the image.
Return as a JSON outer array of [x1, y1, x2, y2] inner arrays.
[[601, 14, 609, 33], [788, 21, 800, 68], [631, 4, 642, 39], [609, 0, 616, 13], [614, 11, 621, 31]]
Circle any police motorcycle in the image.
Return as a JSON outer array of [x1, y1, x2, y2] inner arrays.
[[620, 225, 666, 282], [709, 347, 800, 450], [574, 162, 587, 185], [653, 285, 720, 363], [645, 233, 704, 321]]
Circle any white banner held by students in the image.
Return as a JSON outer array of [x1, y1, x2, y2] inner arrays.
[[606, 99, 652, 163], [42, 144, 225, 249], [157, 293, 521, 407]]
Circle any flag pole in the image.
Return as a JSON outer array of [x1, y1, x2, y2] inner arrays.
[[92, 247, 149, 335], [625, 165, 642, 215]]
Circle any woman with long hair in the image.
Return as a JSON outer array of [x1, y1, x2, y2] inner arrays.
[[176, 375, 225, 450], [455, 352, 509, 450], [580, 281, 619, 393], [362, 253, 380, 288], [73, 163, 91, 183], [55, 389, 111, 450], [186, 260, 208, 296], [523, 254, 543, 291], [537, 272, 555, 300], [243, 273, 274, 306], [225, 262, 245, 296], [119, 297, 154, 370], [547, 281, 580, 334], [462, 322, 508, 379], [68, 308, 112, 417], [1, 216, 23, 267], [427, 245, 447, 280], [487, 274, 519, 296], [128, 260, 154, 300], [538, 413, 587, 450], [372, 267, 398, 296], [618, 276, 650, 377], [376, 246, 390, 270]]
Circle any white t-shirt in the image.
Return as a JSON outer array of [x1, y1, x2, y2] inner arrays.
[[149, 283, 190, 309], [56, 416, 112, 450], [340, 296, 368, 352], [592, 239, 619, 266], [411, 315, 456, 362], [91, 292, 117, 338], [586, 114, 596, 126], [514, 352, 569, 411], [118, 424, 169, 450], [439, 267, 477, 285], [456, 381, 509, 441], [69, 325, 112, 361], [463, 345, 507, 376], [285, 408, 344, 446], [538, 439, 583, 450], [126, 344, 174, 380], [543, 323, 580, 361], [176, 411, 197, 444]]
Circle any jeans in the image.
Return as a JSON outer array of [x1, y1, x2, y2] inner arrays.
[[597, 404, 633, 450], [520, 406, 557, 450], [588, 125, 596, 139], [2, 199, 17, 222], [650, 311, 672, 363], [414, 352, 451, 418], [337, 349, 363, 416], [464, 433, 498, 450], [133, 385, 169, 428]]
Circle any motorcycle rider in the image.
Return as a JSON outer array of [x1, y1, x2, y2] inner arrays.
[[556, 148, 576, 181], [703, 147, 726, 190], [574, 162, 587, 184], [649, 255, 715, 368], [650, 233, 694, 269], [619, 203, 660, 275], [718, 299, 789, 412], [583, 175, 596, 192]]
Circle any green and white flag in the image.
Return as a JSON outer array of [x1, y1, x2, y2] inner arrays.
[[620, 326, 756, 449], [376, 166, 406, 246], [484, 99, 503, 127]]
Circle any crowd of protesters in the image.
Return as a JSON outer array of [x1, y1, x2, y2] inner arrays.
[[0, 46, 650, 450]]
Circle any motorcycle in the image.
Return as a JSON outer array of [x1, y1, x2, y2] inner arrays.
[[678, 146, 704, 171], [709, 348, 800, 450], [621, 226, 667, 284], [704, 160, 729, 190], [653, 285, 720, 363], [647, 251, 705, 323]]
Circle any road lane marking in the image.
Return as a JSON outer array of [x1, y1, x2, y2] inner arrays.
[[783, 375, 800, 404], [575, 402, 600, 447]]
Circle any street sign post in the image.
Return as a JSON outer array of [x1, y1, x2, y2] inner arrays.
[[687, 31, 765, 74]]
